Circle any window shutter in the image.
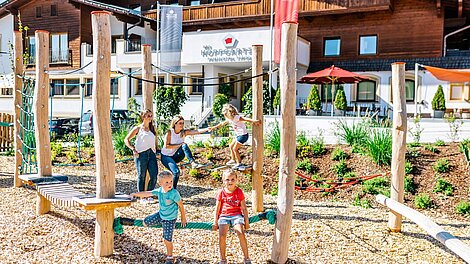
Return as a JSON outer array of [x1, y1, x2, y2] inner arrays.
[[351, 83, 357, 101]]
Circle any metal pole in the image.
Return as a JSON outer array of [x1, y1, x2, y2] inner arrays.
[[414, 63, 419, 117], [268, 0, 274, 115], [156, 2, 160, 119]]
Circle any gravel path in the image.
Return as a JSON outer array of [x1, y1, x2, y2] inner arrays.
[[0, 156, 469, 264]]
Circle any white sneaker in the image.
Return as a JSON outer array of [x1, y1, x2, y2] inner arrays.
[[226, 160, 237, 166], [192, 162, 205, 169], [139, 197, 156, 205], [233, 163, 246, 170]]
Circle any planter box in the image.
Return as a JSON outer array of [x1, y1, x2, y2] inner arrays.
[[305, 109, 322, 116], [432, 110, 445, 118], [462, 112, 470, 119], [334, 109, 346, 116]]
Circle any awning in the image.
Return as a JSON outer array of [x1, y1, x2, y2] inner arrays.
[[423, 65, 470, 83]]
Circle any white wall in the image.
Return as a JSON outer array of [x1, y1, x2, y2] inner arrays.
[[0, 14, 14, 114]]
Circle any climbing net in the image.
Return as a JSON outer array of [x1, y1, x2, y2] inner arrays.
[[16, 76, 37, 174], [295, 171, 391, 193]]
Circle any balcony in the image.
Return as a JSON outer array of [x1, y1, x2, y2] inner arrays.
[[26, 49, 72, 66], [144, 0, 392, 23]]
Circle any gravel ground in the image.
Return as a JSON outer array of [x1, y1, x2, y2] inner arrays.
[[0, 155, 469, 264]]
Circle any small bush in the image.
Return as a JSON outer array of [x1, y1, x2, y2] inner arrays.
[[404, 175, 417, 193], [193, 140, 204, 148], [365, 129, 392, 166], [431, 85, 446, 111], [331, 147, 347, 161], [334, 119, 369, 146], [51, 142, 63, 156], [189, 168, 199, 177], [406, 148, 421, 158], [435, 139, 445, 146], [310, 136, 325, 156], [361, 177, 389, 195], [433, 158, 450, 173], [343, 171, 357, 181], [433, 178, 454, 196], [424, 144, 438, 153], [332, 159, 348, 177], [205, 149, 214, 160], [266, 121, 281, 155], [270, 185, 278, 196], [210, 171, 221, 181], [455, 201, 470, 216], [306, 85, 321, 110], [212, 94, 230, 118], [296, 131, 310, 147], [405, 161, 413, 175], [113, 125, 133, 157], [65, 149, 79, 163], [297, 158, 315, 174], [414, 193, 433, 209], [217, 137, 230, 148], [297, 146, 312, 158], [352, 194, 372, 209]]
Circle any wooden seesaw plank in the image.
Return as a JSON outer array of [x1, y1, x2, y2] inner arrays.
[[73, 194, 132, 211]]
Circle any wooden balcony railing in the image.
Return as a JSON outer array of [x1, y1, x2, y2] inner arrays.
[[144, 0, 392, 22]]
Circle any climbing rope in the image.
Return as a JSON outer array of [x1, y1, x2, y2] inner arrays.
[[113, 209, 277, 235], [295, 171, 391, 193]]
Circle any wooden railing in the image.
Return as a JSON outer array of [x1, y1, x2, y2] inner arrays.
[[144, 0, 391, 22], [0, 113, 13, 153]]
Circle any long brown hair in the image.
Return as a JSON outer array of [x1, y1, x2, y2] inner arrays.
[[140, 109, 156, 135], [170, 115, 185, 135]]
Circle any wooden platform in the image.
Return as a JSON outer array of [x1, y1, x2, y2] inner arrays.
[[19, 174, 68, 186], [73, 194, 132, 211], [37, 183, 84, 207]]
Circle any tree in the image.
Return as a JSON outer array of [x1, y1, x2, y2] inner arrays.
[[432, 85, 446, 111], [306, 85, 321, 110], [242, 80, 275, 116], [154, 85, 188, 122], [334, 86, 347, 111], [273, 87, 281, 110], [212, 93, 230, 118]]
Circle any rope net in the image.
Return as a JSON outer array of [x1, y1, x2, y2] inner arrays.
[[17, 76, 37, 174]]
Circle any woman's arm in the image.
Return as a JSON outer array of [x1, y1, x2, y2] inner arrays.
[[176, 200, 187, 227], [212, 200, 222, 231], [239, 116, 261, 125], [240, 199, 249, 230], [210, 120, 229, 131], [184, 127, 211, 136], [164, 131, 183, 149], [125, 126, 140, 156], [130, 191, 154, 198]]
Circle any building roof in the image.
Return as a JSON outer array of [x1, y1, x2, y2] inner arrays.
[[307, 56, 470, 73]]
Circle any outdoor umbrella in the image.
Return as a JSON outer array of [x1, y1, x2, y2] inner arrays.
[[298, 65, 369, 116]]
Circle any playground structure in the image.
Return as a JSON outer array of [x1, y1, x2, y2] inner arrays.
[[8, 13, 470, 263]]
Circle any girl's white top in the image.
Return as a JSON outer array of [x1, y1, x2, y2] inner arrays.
[[134, 126, 156, 153], [229, 115, 248, 136], [161, 128, 185, 156]]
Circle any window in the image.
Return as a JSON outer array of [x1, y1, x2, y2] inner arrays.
[[51, 5, 57, 16], [156, 76, 165, 87], [218, 74, 236, 98], [324, 37, 341, 56], [321, 84, 334, 101], [51, 79, 64, 96], [85, 78, 119, 97], [405, 79, 415, 102], [66, 79, 80, 96], [111, 78, 119, 96], [190, 0, 200, 6], [357, 81, 376, 101], [359, 35, 377, 55], [111, 35, 122, 54], [50, 33, 68, 63], [27, 36, 36, 64], [190, 75, 203, 94], [85, 78, 92, 97], [135, 77, 142, 95], [450, 84, 464, 100], [0, 87, 13, 96], [36, 7, 42, 18], [171, 76, 184, 85]]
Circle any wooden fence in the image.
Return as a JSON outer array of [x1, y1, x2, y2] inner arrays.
[[0, 113, 14, 152]]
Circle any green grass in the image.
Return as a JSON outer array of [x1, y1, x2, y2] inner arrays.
[[365, 129, 392, 166], [334, 119, 369, 146], [266, 121, 281, 155]]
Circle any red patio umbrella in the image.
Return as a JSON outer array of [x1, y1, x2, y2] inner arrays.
[[298, 65, 369, 116]]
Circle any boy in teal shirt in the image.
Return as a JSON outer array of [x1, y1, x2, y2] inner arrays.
[[131, 171, 187, 264]]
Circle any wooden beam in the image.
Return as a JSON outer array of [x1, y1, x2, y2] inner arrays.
[[437, 0, 442, 16], [251, 45, 264, 213], [142, 44, 153, 191], [458, 0, 463, 17], [13, 31, 23, 188], [91, 11, 115, 257], [389, 62, 407, 232], [33, 30, 52, 215], [271, 22, 297, 264]]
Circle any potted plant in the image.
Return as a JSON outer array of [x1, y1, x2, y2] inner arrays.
[[431, 85, 446, 118], [305, 85, 322, 116], [334, 86, 347, 116]]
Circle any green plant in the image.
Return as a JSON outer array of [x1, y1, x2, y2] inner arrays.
[[435, 139, 445, 146], [65, 149, 79, 163], [431, 85, 446, 111], [334, 86, 347, 111], [408, 115, 424, 145], [405, 161, 413, 175], [217, 137, 230, 148], [205, 149, 214, 160], [352, 194, 372, 209], [406, 148, 421, 159], [81, 135, 94, 148], [273, 87, 281, 111], [455, 201, 470, 216], [155, 85, 189, 122], [306, 85, 321, 110], [433, 178, 454, 196], [433, 158, 450, 173], [296, 131, 310, 147], [404, 175, 417, 193], [113, 124, 133, 157], [193, 140, 204, 148], [424, 144, 438, 153], [362, 177, 389, 195], [446, 113, 463, 142], [414, 193, 433, 209], [212, 93, 230, 118], [332, 159, 348, 177], [127, 97, 142, 123], [310, 132, 326, 156], [241, 81, 275, 116], [189, 168, 199, 177], [210, 171, 221, 181], [296, 158, 315, 174], [365, 128, 392, 166], [51, 142, 63, 156], [270, 185, 278, 196], [334, 119, 369, 146], [331, 147, 347, 161], [265, 121, 281, 155], [460, 140, 470, 167]]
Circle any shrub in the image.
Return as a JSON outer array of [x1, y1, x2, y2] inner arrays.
[[433, 158, 450, 173], [266, 121, 281, 155], [212, 93, 230, 118], [334, 86, 347, 111], [241, 81, 275, 116], [297, 158, 315, 174], [408, 115, 424, 145], [414, 194, 433, 209], [404, 175, 417, 193], [433, 178, 454, 196], [193, 140, 204, 148], [331, 147, 347, 161], [334, 119, 369, 146], [424, 144, 438, 153], [362, 177, 389, 195], [311, 136, 326, 156], [210, 171, 221, 181], [365, 128, 392, 166], [306, 85, 321, 110], [405, 161, 413, 175], [273, 87, 281, 110], [189, 168, 199, 177], [155, 85, 189, 122], [205, 149, 214, 160], [217, 137, 230, 148], [434, 139, 445, 146], [431, 85, 446, 111], [113, 124, 133, 157], [51, 142, 63, 156], [455, 201, 470, 216], [353, 194, 372, 209], [460, 140, 470, 167], [270, 185, 278, 196], [296, 131, 310, 147], [332, 159, 348, 177]]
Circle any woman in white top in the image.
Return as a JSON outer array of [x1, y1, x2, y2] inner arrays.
[[161, 115, 210, 189], [210, 104, 260, 170], [125, 109, 158, 192]]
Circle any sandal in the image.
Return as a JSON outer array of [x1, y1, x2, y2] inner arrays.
[[218, 261, 227, 264], [165, 256, 175, 264], [243, 259, 252, 264]]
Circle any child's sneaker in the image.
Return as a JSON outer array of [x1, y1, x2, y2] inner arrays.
[[165, 256, 175, 264], [226, 159, 237, 166], [192, 162, 205, 169], [232, 163, 246, 170], [139, 197, 156, 205]]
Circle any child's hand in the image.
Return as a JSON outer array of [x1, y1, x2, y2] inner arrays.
[[181, 217, 187, 228], [253, 120, 261, 125], [212, 224, 218, 231], [244, 222, 250, 230]]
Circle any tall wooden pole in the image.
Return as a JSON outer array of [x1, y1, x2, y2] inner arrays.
[[389, 62, 407, 232], [91, 11, 115, 257], [251, 45, 264, 213], [142, 44, 153, 191], [33, 30, 52, 215], [271, 22, 297, 264], [13, 31, 23, 188]]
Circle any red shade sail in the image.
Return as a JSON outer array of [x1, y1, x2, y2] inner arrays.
[[298, 65, 369, 84], [423, 65, 470, 83]]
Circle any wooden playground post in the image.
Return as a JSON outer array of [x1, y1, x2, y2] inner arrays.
[[142, 44, 153, 191], [33, 30, 52, 215], [271, 22, 297, 264], [389, 62, 407, 232], [13, 31, 23, 188], [91, 11, 116, 257], [251, 44, 264, 213]]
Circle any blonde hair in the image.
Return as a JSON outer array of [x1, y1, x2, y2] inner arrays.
[[169, 115, 185, 134], [221, 104, 238, 119], [158, 170, 173, 181], [222, 169, 237, 180]]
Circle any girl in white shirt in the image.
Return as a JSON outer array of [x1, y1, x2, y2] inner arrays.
[[210, 104, 260, 170], [125, 109, 159, 192]]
